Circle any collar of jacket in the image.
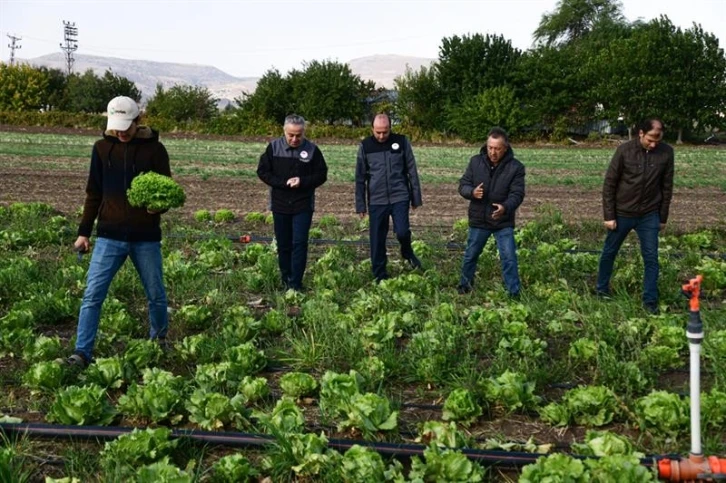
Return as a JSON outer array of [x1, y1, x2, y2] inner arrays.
[[479, 144, 514, 167], [102, 126, 159, 144]]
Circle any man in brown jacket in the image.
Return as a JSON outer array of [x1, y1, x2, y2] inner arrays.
[[596, 118, 674, 314]]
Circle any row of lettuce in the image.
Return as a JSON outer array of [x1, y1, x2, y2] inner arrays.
[[1, 201, 725, 481]]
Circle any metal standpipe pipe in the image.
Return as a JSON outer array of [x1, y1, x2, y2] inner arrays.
[[658, 275, 726, 481]]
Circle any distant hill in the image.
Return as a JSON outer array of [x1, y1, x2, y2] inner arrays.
[[348, 54, 435, 89], [21, 53, 436, 106], [21, 53, 259, 106]]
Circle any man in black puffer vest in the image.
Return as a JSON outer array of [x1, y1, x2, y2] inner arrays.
[[355, 113, 423, 283], [457, 127, 525, 297], [258, 114, 328, 291]]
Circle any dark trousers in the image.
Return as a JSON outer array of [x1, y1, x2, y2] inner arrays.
[[369, 201, 413, 281], [273, 210, 313, 290], [597, 211, 660, 304]]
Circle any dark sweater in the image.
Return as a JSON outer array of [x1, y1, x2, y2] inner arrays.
[[78, 127, 171, 242]]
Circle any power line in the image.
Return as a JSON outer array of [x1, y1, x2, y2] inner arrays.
[[59, 21, 78, 75], [7, 34, 22, 65]]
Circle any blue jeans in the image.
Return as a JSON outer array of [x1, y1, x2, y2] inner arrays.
[[459, 226, 520, 295], [273, 210, 313, 290], [369, 201, 411, 281], [75, 237, 168, 360], [597, 211, 660, 305]]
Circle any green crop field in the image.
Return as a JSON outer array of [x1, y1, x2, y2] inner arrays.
[[1, 131, 725, 481]]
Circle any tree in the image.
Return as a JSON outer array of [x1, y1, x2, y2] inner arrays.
[[236, 68, 293, 124], [393, 65, 446, 131], [0, 63, 49, 111], [98, 70, 142, 104], [446, 86, 528, 142], [36, 67, 67, 111], [592, 17, 726, 142], [534, 0, 626, 46], [436, 33, 522, 105], [63, 69, 106, 113], [289, 60, 375, 125], [145, 84, 218, 123]]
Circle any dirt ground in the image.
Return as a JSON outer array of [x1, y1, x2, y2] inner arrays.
[[2, 167, 725, 232]]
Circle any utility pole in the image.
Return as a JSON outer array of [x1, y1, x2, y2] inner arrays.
[[7, 34, 22, 65], [60, 20, 78, 75]]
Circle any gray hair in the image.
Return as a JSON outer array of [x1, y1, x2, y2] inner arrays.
[[284, 114, 306, 129]]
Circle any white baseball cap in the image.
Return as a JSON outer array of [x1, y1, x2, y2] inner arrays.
[[106, 96, 140, 131]]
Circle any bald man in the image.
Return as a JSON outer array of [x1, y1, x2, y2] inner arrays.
[[355, 114, 423, 283]]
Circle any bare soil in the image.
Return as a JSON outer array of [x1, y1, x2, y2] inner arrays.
[[2, 167, 724, 232]]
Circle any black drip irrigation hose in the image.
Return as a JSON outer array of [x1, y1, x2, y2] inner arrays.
[[0, 422, 662, 469]]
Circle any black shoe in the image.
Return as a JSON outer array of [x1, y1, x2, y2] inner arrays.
[[596, 290, 612, 300], [375, 274, 389, 284], [154, 337, 172, 353], [644, 302, 660, 315], [57, 352, 89, 369], [509, 292, 521, 300], [457, 284, 473, 295], [406, 254, 422, 270]]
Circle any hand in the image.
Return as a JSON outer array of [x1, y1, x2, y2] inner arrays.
[[358, 212, 367, 219], [659, 223, 666, 232], [491, 203, 505, 220], [74, 236, 91, 253], [411, 205, 418, 211], [286, 177, 301, 188], [604, 220, 617, 231], [473, 183, 484, 199]]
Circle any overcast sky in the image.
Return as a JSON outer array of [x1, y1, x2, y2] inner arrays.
[[1, 0, 724, 78]]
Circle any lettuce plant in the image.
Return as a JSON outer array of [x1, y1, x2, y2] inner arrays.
[[279, 372, 318, 399], [185, 389, 248, 430], [339, 393, 398, 438], [22, 360, 65, 393], [47, 384, 117, 426], [117, 368, 187, 424], [442, 388, 482, 426], [100, 427, 178, 480], [340, 445, 386, 482], [126, 172, 186, 211], [211, 453, 258, 483], [409, 443, 484, 482]]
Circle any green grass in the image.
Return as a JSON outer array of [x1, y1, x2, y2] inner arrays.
[[2, 131, 726, 188]]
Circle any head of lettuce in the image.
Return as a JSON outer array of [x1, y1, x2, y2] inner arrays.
[[127, 171, 186, 212]]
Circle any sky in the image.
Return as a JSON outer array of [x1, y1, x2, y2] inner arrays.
[[1, 0, 725, 78]]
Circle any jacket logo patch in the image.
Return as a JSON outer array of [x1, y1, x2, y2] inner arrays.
[[391, 143, 400, 150], [300, 150, 310, 162]]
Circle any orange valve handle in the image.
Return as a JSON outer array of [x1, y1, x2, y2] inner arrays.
[[682, 275, 703, 312], [239, 235, 252, 244], [658, 455, 726, 481]]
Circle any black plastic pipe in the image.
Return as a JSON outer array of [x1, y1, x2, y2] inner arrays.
[[0, 422, 660, 470]]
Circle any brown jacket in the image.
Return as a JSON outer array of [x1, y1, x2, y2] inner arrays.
[[602, 139, 674, 223], [78, 127, 171, 242]]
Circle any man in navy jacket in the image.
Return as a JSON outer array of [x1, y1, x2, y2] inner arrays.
[[257, 114, 328, 291], [457, 127, 525, 297], [355, 113, 423, 283]]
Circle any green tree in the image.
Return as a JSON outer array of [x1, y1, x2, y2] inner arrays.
[[64, 69, 107, 113], [236, 68, 293, 124], [593, 17, 726, 142], [446, 86, 528, 142], [436, 33, 522, 105], [36, 67, 67, 111], [289, 60, 375, 125], [98, 70, 142, 104], [0, 63, 49, 111], [145, 84, 218, 123], [534, 0, 626, 46], [394, 65, 446, 132]]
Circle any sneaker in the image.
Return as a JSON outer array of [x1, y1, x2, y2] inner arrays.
[[57, 352, 89, 369], [595, 290, 612, 300], [509, 292, 521, 300], [406, 254, 422, 270], [457, 284, 473, 295]]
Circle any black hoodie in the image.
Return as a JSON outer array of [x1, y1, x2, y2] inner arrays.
[[78, 127, 171, 242], [458, 145, 525, 230]]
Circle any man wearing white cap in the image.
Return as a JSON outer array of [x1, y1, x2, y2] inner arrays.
[[61, 96, 172, 368]]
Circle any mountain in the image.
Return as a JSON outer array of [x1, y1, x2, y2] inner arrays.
[[22, 53, 259, 105], [21, 53, 436, 105], [348, 54, 435, 89]]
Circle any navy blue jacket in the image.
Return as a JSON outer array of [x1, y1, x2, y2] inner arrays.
[[355, 133, 422, 212]]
